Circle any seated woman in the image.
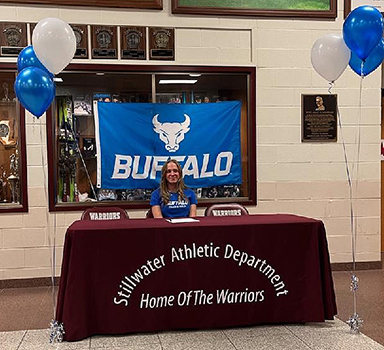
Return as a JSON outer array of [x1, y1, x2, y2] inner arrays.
[[150, 159, 197, 218]]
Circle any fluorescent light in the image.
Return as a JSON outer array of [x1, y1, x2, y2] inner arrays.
[[53, 77, 63, 82], [96, 72, 105, 76], [189, 73, 201, 77], [159, 79, 197, 84]]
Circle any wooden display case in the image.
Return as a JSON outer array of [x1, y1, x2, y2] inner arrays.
[[46, 64, 256, 211], [0, 67, 28, 212]]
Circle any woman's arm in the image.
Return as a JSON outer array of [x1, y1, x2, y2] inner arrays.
[[152, 205, 163, 218], [189, 204, 197, 217]]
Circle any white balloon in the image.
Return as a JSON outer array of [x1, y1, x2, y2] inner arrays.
[[32, 17, 76, 75], [311, 34, 351, 83]]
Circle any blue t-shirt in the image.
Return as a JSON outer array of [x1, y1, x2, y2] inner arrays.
[[150, 188, 197, 218]]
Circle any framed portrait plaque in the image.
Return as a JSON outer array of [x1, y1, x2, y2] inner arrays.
[[302, 94, 337, 142]]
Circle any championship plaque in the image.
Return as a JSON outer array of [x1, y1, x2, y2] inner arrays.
[[302, 94, 337, 142], [71, 24, 88, 59], [121, 26, 146, 60], [0, 22, 27, 57], [149, 27, 174, 60], [91, 25, 117, 59]]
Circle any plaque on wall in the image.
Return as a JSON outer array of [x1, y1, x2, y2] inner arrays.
[[149, 27, 174, 60], [0, 22, 27, 57], [302, 94, 337, 142], [121, 26, 146, 60], [71, 24, 88, 59], [91, 25, 117, 59]]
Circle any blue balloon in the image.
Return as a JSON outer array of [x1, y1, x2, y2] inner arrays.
[[17, 45, 53, 77], [14, 67, 56, 118], [343, 5, 383, 61], [349, 38, 384, 76]]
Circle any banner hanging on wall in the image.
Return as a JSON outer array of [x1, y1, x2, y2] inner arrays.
[[94, 101, 242, 189]]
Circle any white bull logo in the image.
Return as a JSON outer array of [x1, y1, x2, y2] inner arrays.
[[152, 114, 190, 152]]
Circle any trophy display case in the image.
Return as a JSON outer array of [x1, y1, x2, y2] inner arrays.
[[53, 72, 152, 206], [47, 65, 255, 211], [0, 68, 27, 212]]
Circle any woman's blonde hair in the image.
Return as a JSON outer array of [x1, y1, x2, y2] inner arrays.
[[160, 159, 186, 204]]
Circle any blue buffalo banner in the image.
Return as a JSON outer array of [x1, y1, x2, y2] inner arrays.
[[94, 101, 242, 189]]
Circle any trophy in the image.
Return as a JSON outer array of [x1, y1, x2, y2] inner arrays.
[[0, 22, 27, 57], [91, 26, 117, 59], [0, 166, 7, 202], [149, 27, 175, 60], [7, 149, 19, 203], [121, 26, 146, 60], [2, 82, 10, 102]]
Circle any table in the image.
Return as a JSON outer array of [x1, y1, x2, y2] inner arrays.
[[56, 214, 337, 341]]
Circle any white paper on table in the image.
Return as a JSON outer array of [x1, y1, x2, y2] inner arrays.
[[166, 218, 200, 224]]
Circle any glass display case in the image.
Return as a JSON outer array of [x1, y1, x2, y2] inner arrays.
[[47, 65, 255, 211], [0, 67, 28, 212]]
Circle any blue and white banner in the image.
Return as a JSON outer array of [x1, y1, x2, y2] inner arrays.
[[94, 101, 242, 189]]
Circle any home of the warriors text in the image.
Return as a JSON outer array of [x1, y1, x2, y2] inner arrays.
[[113, 242, 288, 307]]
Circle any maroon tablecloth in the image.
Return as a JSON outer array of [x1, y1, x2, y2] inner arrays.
[[56, 214, 337, 341]]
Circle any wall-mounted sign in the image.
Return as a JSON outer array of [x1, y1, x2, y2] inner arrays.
[[0, 22, 27, 57], [121, 26, 146, 60], [149, 27, 174, 61], [91, 26, 117, 59], [302, 94, 337, 142]]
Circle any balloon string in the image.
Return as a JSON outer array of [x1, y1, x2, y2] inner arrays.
[[332, 82, 358, 320], [328, 82, 334, 94], [349, 64, 364, 320], [38, 117, 57, 317], [332, 86, 354, 260], [329, 84, 354, 256], [360, 61, 365, 80], [353, 66, 364, 271]]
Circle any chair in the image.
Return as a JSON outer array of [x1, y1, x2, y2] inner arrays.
[[204, 203, 249, 217], [81, 206, 129, 220], [146, 209, 154, 218]]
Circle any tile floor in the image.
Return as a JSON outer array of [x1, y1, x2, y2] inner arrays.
[[1, 269, 384, 350]]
